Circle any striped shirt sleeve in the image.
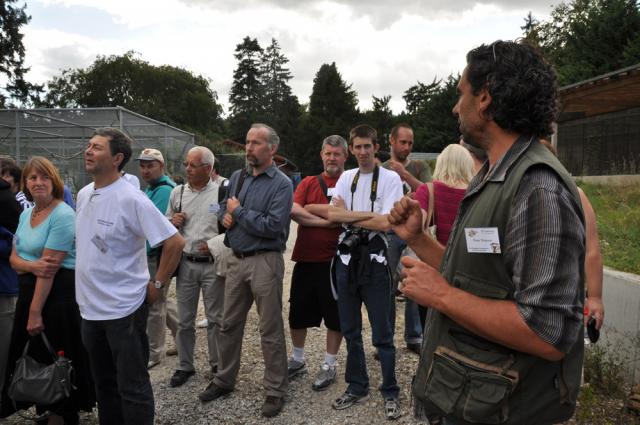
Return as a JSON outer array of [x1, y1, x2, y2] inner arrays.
[[504, 166, 585, 353]]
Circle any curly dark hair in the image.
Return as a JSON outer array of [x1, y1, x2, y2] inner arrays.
[[466, 40, 558, 138]]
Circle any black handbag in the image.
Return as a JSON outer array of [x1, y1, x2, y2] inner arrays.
[[8, 332, 74, 406]]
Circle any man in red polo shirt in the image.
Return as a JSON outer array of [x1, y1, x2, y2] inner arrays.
[[288, 135, 348, 391]]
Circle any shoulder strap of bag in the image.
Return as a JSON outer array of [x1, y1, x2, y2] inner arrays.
[[426, 182, 435, 228], [316, 174, 330, 201], [177, 184, 185, 213], [234, 169, 249, 200]]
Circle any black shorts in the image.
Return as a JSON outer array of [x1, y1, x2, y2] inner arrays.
[[288, 261, 340, 332]]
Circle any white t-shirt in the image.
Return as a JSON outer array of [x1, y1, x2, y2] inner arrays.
[[75, 177, 177, 320], [332, 166, 403, 215], [122, 173, 141, 189], [332, 166, 403, 265]]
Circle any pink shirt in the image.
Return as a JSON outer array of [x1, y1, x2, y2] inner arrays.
[[415, 181, 467, 245]]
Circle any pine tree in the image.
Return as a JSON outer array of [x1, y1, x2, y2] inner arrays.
[[228, 36, 265, 141], [0, 0, 41, 107]]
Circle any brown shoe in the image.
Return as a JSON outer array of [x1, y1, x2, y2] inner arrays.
[[262, 395, 284, 417]]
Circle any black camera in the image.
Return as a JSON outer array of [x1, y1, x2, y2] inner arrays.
[[338, 227, 370, 254]]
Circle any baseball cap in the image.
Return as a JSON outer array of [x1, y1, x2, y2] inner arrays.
[[136, 148, 164, 164]]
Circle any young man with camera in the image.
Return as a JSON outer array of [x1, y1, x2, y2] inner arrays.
[[327, 124, 404, 420]]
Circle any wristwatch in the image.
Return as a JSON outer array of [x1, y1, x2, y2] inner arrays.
[[152, 280, 165, 289]]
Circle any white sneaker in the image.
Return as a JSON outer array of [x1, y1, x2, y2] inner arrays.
[[312, 362, 337, 391], [196, 318, 208, 328]]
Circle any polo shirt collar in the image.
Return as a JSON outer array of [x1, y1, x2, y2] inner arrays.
[[186, 178, 214, 192]]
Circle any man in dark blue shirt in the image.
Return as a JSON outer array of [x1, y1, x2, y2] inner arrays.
[[199, 123, 293, 419]]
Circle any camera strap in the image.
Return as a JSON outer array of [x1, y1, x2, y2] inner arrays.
[[350, 165, 379, 212]]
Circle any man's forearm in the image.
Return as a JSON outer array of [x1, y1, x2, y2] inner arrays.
[[407, 233, 445, 269], [405, 173, 423, 192], [328, 205, 375, 224], [437, 287, 565, 361], [155, 233, 185, 283], [351, 214, 392, 232], [305, 204, 330, 219]]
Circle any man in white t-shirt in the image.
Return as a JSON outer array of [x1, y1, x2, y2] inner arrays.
[[75, 128, 185, 425], [327, 124, 404, 420]]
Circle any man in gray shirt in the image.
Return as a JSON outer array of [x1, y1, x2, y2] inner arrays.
[[167, 146, 225, 388], [199, 123, 293, 419]]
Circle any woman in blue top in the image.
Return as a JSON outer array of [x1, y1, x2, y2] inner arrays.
[[1, 157, 94, 424]]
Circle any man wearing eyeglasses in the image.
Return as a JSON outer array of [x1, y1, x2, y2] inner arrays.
[[166, 146, 225, 388], [198, 123, 293, 419]]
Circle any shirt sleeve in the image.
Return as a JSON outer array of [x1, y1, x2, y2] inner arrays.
[[505, 166, 585, 353], [414, 183, 430, 211], [331, 172, 350, 206], [232, 177, 293, 239], [380, 172, 404, 214], [136, 195, 178, 248], [294, 177, 312, 206], [44, 206, 75, 252], [418, 161, 432, 182]]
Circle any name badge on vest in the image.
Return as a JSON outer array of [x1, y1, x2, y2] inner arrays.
[[209, 203, 220, 214], [464, 227, 501, 254]]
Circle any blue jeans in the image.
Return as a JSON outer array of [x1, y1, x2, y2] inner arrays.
[[386, 232, 423, 344], [81, 303, 154, 425], [335, 259, 399, 399]]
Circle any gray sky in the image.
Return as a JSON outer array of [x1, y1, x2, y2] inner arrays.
[[24, 0, 554, 115]]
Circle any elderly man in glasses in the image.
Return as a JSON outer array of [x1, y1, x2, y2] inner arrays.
[[166, 146, 226, 388]]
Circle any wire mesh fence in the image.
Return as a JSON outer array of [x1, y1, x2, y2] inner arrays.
[[0, 107, 195, 193]]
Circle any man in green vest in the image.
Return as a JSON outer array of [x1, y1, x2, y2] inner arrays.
[[389, 40, 585, 425]]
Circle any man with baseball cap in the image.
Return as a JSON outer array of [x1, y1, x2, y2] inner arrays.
[[137, 148, 179, 369]]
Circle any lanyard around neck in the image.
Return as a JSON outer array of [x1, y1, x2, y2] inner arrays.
[[350, 165, 379, 212]]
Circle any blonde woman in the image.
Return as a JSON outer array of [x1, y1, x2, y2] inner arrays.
[[414, 144, 474, 245], [1, 157, 94, 424]]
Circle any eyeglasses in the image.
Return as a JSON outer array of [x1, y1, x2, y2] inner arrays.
[[182, 162, 208, 169]]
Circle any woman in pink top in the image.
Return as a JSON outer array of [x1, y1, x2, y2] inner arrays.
[[415, 144, 475, 246]]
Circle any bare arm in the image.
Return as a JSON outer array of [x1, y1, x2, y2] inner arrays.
[[388, 196, 445, 269], [291, 203, 335, 227], [304, 203, 330, 219], [10, 247, 58, 277], [400, 256, 564, 361], [27, 248, 66, 335], [580, 189, 604, 329], [147, 233, 185, 304], [327, 204, 375, 224]]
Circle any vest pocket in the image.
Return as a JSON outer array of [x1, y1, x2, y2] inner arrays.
[[424, 346, 518, 424]]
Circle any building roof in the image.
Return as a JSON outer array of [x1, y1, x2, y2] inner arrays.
[[558, 63, 640, 122]]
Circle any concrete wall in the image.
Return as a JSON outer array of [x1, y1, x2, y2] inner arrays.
[[599, 267, 640, 382]]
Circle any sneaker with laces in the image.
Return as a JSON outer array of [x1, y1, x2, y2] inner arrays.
[[312, 363, 337, 391], [332, 392, 369, 410], [384, 397, 401, 420], [262, 395, 284, 417], [287, 358, 306, 379]]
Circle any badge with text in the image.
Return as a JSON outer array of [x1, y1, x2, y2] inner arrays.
[[208, 203, 220, 214], [91, 234, 109, 253], [464, 227, 501, 254]]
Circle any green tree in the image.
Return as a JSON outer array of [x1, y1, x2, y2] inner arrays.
[[0, 0, 41, 106], [361, 95, 395, 150], [228, 36, 265, 141], [527, 0, 640, 85], [43, 51, 224, 136], [403, 74, 460, 153], [260, 38, 301, 157], [294, 62, 359, 175]]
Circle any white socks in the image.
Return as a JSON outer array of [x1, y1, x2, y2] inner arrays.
[[324, 352, 337, 367], [292, 346, 305, 363]]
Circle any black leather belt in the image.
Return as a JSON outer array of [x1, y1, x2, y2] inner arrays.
[[184, 254, 214, 263], [233, 249, 272, 259]]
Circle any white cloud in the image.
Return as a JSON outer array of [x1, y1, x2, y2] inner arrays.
[[25, 0, 553, 115]]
